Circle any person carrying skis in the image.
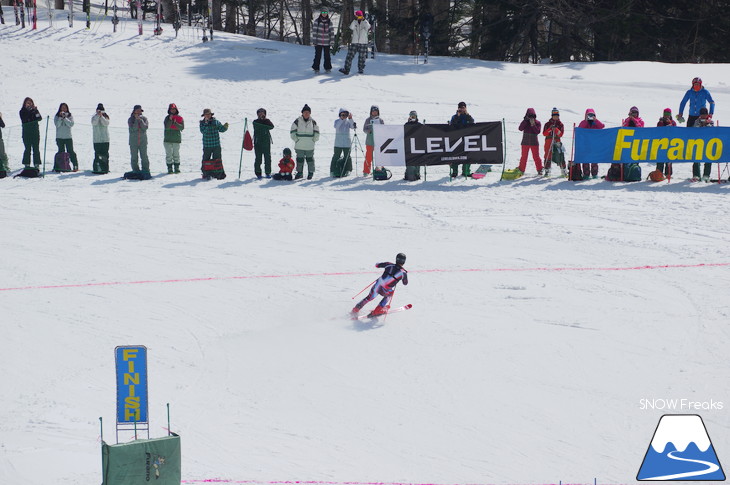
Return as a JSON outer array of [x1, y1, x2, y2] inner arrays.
[[351, 253, 408, 318], [677, 77, 715, 127], [128, 104, 150, 173], [517, 108, 543, 176], [290, 104, 320, 179], [331, 108, 355, 177], [339, 10, 370, 75], [656, 108, 676, 178], [542, 107, 566, 177], [253, 107, 274, 178], [311, 9, 334, 73], [362, 105, 382, 176], [91, 103, 110, 174], [19, 97, 43, 169], [577, 108, 604, 179], [449, 101, 475, 178], [163, 103, 184, 174]]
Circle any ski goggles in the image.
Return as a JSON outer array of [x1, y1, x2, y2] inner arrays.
[[321, 10, 328, 15], [339, 112, 349, 117]]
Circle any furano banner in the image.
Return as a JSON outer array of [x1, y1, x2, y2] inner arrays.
[[575, 126, 730, 164]]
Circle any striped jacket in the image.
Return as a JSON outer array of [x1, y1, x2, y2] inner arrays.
[[312, 16, 334, 47], [290, 116, 320, 151]]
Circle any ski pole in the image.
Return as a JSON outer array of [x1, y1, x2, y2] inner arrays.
[[352, 279, 377, 299], [42, 114, 49, 177], [238, 117, 247, 179]]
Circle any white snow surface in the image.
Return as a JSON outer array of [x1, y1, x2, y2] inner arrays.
[[1, 9, 730, 485]]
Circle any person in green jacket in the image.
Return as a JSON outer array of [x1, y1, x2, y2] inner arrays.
[[163, 103, 184, 174], [19, 97, 42, 169], [253, 107, 274, 178], [290, 104, 320, 180], [91, 103, 110, 174], [128, 104, 150, 172]]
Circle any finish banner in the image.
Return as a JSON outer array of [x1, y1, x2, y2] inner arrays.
[[373, 122, 503, 166], [575, 126, 730, 164], [115, 345, 149, 424]]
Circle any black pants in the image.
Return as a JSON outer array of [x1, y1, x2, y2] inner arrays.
[[312, 45, 332, 71]]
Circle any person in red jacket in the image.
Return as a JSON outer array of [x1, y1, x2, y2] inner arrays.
[[577, 108, 604, 179], [272, 147, 296, 180], [518, 108, 542, 175], [656, 108, 676, 177], [542, 107, 565, 177]]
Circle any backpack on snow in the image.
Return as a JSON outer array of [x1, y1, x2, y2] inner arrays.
[[623, 163, 641, 182], [53, 152, 72, 172], [568, 163, 583, 181], [332, 157, 349, 178], [202, 159, 226, 180], [14, 167, 41, 178], [372, 166, 392, 181], [648, 169, 666, 182], [404, 165, 420, 181], [123, 170, 152, 180], [605, 164, 623, 181]]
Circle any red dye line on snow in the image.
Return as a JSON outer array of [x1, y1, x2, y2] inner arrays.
[[1, 262, 727, 292], [181, 481, 610, 485]]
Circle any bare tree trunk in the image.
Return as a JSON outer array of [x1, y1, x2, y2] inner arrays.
[[279, 0, 284, 40], [212, 0, 222, 30], [160, 0, 173, 22], [224, 1, 236, 32], [374, 0, 386, 52], [301, 0, 311, 44]]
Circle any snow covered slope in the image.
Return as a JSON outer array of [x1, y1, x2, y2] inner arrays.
[[1, 9, 729, 485]]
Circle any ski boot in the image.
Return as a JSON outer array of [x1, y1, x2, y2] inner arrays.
[[174, 164, 180, 174], [167, 165, 174, 174], [367, 305, 390, 318]]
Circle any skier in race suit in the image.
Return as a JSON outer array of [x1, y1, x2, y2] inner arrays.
[[352, 253, 408, 317]]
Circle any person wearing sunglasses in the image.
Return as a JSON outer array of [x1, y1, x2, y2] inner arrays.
[[677, 77, 715, 127], [311, 10, 334, 73], [339, 10, 371, 75]]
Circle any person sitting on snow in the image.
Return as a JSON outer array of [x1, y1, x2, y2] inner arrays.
[[272, 147, 296, 180]]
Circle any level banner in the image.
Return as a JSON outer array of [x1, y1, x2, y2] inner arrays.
[[373, 122, 503, 166], [574, 126, 730, 164], [115, 346, 149, 424]]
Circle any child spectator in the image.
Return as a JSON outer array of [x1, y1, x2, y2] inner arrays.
[[656, 108, 676, 177], [542, 107, 566, 177], [692, 107, 714, 182], [517, 108, 542, 175], [578, 108, 604, 179], [273, 148, 296, 180]]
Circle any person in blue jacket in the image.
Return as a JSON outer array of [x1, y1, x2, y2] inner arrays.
[[678, 77, 715, 127], [449, 101, 475, 178]]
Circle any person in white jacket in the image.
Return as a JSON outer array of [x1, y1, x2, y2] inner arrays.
[[290, 104, 320, 179], [338, 11, 371, 75], [91, 103, 111, 174]]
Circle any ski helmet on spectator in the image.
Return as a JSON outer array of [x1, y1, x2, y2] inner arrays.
[[692, 77, 703, 91], [692, 77, 702, 85], [396, 253, 406, 265]]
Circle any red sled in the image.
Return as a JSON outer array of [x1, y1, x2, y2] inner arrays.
[[202, 159, 224, 171]]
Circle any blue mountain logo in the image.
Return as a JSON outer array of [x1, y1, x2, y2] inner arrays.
[[637, 414, 725, 480]]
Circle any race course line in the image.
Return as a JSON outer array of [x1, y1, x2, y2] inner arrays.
[[181, 481, 614, 485], [1, 262, 728, 292]]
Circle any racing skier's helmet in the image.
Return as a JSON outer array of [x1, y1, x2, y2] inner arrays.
[[396, 253, 406, 265]]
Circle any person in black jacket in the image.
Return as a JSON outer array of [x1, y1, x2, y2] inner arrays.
[[19, 97, 43, 168], [0, 112, 9, 175], [252, 108, 274, 178]]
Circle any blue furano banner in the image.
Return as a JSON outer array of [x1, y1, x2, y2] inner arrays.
[[115, 346, 149, 424], [574, 126, 730, 164]]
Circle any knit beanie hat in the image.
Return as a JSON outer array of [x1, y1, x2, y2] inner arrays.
[[700, 107, 709, 115], [355, 10, 364, 17], [302, 104, 311, 113], [663, 108, 672, 116], [409, 110, 418, 118], [168, 103, 178, 114], [458, 101, 466, 108], [283, 147, 292, 156], [629, 106, 639, 115], [551, 107, 560, 116], [96, 103, 105, 111], [257, 107, 266, 115]]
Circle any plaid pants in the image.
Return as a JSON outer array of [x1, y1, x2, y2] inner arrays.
[[344, 43, 368, 73]]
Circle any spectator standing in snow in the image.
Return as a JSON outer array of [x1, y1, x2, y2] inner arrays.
[[128, 104, 150, 172], [253, 107, 274, 179], [578, 108, 604, 179], [91, 103, 110, 174], [517, 108, 543, 175], [542, 107, 566, 177], [163, 103, 184, 174], [0, 112, 8, 175], [362, 105, 382, 176], [678, 77, 715, 127], [339, 11, 370, 75], [404, 111, 421, 181], [54, 103, 80, 171], [199, 108, 229, 165], [19, 97, 43, 169], [656, 108, 676, 178], [331, 108, 355, 176], [692, 107, 715, 182], [311, 10, 334, 73], [272, 147, 296, 180], [290, 104, 320, 179], [622, 106, 644, 128], [449, 101, 475, 178]]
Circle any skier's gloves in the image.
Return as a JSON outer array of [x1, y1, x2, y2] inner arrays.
[[676, 114, 685, 123], [223, 122, 229, 129]]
